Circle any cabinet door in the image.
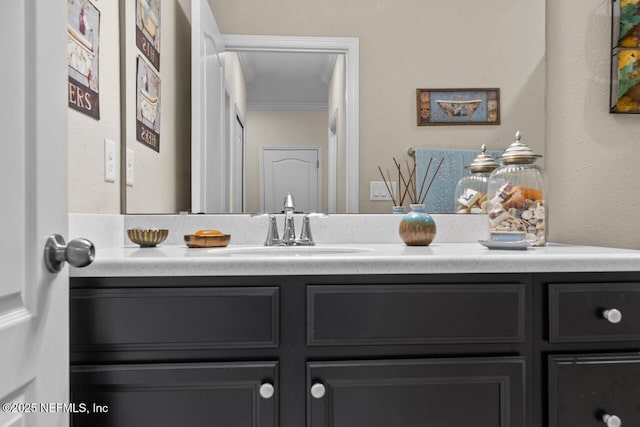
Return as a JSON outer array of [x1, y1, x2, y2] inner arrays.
[[308, 357, 525, 427], [549, 354, 640, 427], [71, 361, 277, 427]]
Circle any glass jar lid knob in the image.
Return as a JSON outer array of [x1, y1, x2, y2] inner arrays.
[[466, 144, 499, 173], [500, 130, 542, 165]]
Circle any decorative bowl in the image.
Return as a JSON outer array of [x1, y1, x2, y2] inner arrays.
[[127, 228, 169, 247], [184, 234, 231, 248]]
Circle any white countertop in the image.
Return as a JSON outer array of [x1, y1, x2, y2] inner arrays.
[[69, 243, 640, 277]]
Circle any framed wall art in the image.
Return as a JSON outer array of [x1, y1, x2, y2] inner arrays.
[[67, 0, 101, 119], [136, 56, 161, 152], [416, 88, 500, 126], [136, 0, 161, 71], [611, 0, 640, 113]]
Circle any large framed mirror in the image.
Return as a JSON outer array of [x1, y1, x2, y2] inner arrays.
[[102, 0, 544, 216]]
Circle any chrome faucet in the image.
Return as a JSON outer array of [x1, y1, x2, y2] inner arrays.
[[261, 193, 324, 246]]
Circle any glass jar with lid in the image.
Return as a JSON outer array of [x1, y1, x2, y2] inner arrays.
[[454, 144, 499, 214], [487, 131, 547, 245]]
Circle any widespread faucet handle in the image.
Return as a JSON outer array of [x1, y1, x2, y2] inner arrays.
[[296, 213, 328, 245], [298, 216, 314, 244], [264, 214, 281, 246]]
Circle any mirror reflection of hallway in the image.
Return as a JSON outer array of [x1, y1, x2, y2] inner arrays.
[[261, 147, 321, 213]]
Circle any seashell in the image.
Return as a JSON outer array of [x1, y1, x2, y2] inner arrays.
[[521, 210, 533, 220], [508, 208, 523, 218], [536, 222, 545, 231], [512, 186, 542, 201], [481, 200, 488, 212], [525, 233, 537, 241], [504, 191, 526, 210], [534, 208, 544, 219]]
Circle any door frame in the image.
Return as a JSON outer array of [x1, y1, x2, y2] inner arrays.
[[259, 146, 322, 213], [327, 108, 338, 213], [223, 35, 359, 213], [233, 105, 247, 213]]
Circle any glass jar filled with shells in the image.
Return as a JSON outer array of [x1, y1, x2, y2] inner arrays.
[[487, 131, 547, 246], [454, 144, 499, 214]]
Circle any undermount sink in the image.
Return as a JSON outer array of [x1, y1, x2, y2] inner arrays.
[[197, 246, 373, 257]]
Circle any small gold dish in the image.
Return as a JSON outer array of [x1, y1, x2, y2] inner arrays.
[[127, 229, 169, 247], [184, 234, 231, 248]]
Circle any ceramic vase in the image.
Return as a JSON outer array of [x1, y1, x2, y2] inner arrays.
[[399, 204, 436, 246]]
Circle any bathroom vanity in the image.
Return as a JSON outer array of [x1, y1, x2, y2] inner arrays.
[[69, 243, 640, 427]]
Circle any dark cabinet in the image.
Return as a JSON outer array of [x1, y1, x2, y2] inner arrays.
[[548, 354, 640, 427], [70, 272, 640, 427], [71, 361, 278, 427], [307, 357, 526, 427]]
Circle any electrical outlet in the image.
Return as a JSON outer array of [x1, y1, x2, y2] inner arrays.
[[104, 139, 117, 183], [126, 148, 134, 186], [370, 181, 396, 201]]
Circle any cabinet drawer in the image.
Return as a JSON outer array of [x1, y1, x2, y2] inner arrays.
[[548, 283, 640, 342], [71, 361, 278, 427], [307, 284, 525, 345], [71, 287, 279, 351], [549, 354, 640, 427], [308, 357, 525, 427]]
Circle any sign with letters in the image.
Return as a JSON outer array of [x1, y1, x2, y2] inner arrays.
[[136, 0, 161, 71], [67, 0, 101, 119], [136, 56, 161, 152]]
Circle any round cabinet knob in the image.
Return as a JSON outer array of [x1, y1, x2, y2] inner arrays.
[[603, 414, 622, 427], [259, 382, 275, 399], [310, 382, 326, 399], [603, 309, 622, 324]]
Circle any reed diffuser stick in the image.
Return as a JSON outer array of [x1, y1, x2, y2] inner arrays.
[[377, 166, 397, 205], [394, 158, 416, 205], [405, 159, 418, 204], [420, 157, 445, 204], [386, 169, 396, 204], [417, 157, 433, 204]]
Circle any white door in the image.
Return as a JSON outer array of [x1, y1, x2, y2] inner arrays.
[[192, 0, 226, 213], [261, 147, 321, 213], [0, 1, 70, 426]]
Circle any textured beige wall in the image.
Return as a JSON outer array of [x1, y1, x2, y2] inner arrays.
[[546, 0, 640, 249], [210, 0, 546, 214], [68, 0, 121, 213], [245, 110, 328, 213], [126, 0, 192, 213]]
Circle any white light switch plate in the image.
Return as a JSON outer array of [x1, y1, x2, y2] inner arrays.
[[126, 148, 134, 186], [104, 138, 117, 183], [370, 181, 396, 201]]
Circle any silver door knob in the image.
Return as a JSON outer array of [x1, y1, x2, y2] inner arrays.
[[603, 414, 622, 427], [259, 382, 274, 399], [44, 234, 95, 273], [602, 309, 622, 324], [310, 382, 326, 399]]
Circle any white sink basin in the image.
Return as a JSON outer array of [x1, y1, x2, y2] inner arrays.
[[197, 245, 372, 257]]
